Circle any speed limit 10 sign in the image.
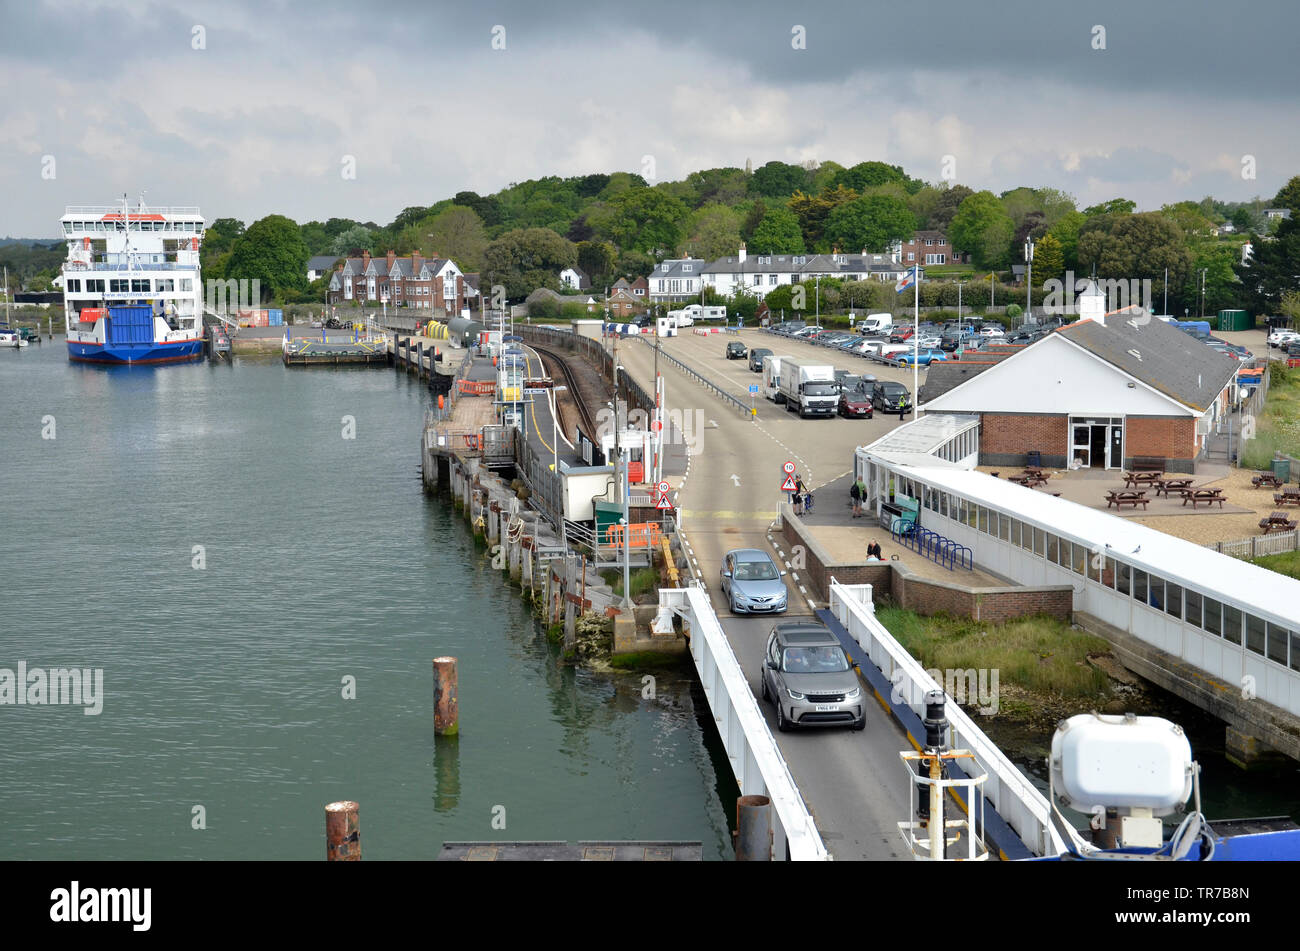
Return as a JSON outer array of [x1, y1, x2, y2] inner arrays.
[[782, 461, 796, 474]]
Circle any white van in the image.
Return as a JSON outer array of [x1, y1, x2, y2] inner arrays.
[[860, 313, 894, 334], [762, 353, 794, 402]]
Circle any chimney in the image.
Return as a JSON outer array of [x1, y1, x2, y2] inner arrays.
[[411, 252, 422, 274], [362, 250, 370, 269], [738, 242, 747, 264], [335, 260, 344, 272], [386, 249, 396, 269]]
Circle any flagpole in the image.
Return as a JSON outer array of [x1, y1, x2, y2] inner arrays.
[[913, 265, 919, 420]]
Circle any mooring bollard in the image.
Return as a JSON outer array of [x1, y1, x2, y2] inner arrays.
[[432, 656, 459, 735], [325, 800, 361, 861], [734, 794, 772, 861]]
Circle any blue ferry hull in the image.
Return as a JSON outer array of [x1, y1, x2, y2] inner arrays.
[[68, 340, 205, 365]]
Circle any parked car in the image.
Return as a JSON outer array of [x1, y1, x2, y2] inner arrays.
[[760, 621, 865, 732], [888, 327, 915, 343], [878, 343, 911, 360], [978, 326, 1005, 338], [791, 326, 823, 338], [838, 382, 873, 418], [835, 335, 867, 351], [916, 335, 943, 348], [1268, 329, 1299, 348], [726, 340, 747, 359], [872, 380, 910, 412], [896, 347, 949, 367], [748, 347, 772, 372], [719, 549, 788, 615]]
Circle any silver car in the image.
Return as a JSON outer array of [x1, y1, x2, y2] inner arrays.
[[760, 622, 865, 731], [719, 548, 788, 615]]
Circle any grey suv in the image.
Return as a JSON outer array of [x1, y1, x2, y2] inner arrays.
[[760, 622, 865, 731]]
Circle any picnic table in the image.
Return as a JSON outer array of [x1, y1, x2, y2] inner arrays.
[[1181, 488, 1225, 508], [1122, 471, 1161, 488], [1154, 478, 1194, 497], [1275, 489, 1300, 507], [1105, 490, 1149, 510], [1252, 473, 1285, 489], [1009, 474, 1049, 487], [1260, 511, 1298, 534]]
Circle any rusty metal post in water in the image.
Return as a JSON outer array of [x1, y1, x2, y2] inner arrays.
[[433, 656, 459, 735], [735, 794, 772, 860], [325, 800, 360, 861]]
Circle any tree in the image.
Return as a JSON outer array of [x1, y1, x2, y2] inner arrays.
[[1280, 290, 1300, 324], [389, 205, 431, 232], [330, 225, 373, 257], [226, 214, 309, 301], [750, 161, 809, 199], [1083, 197, 1137, 217], [1077, 213, 1193, 301], [1048, 210, 1087, 272], [683, 167, 749, 206], [1032, 232, 1065, 290], [828, 161, 906, 193], [1236, 216, 1300, 313], [741, 200, 767, 241], [453, 191, 503, 228], [576, 241, 617, 289], [482, 227, 578, 300], [750, 207, 806, 254], [402, 205, 488, 271], [1273, 175, 1300, 216], [679, 204, 742, 260], [928, 184, 974, 231], [203, 218, 245, 255], [999, 187, 1043, 229], [299, 220, 330, 255], [588, 188, 687, 254], [1230, 207, 1256, 233], [789, 185, 858, 251], [948, 191, 1016, 269], [824, 195, 916, 252], [1160, 201, 1218, 240]]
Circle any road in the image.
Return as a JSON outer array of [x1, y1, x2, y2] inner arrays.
[[608, 327, 922, 859]]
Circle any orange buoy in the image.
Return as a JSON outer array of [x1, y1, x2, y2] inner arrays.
[[438, 394, 444, 410]]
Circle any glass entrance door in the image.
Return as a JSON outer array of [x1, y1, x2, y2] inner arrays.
[[1109, 424, 1124, 469], [1071, 423, 1090, 468]]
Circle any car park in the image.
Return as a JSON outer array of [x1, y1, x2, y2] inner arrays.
[[888, 327, 915, 343], [719, 549, 788, 615], [791, 326, 823, 338], [725, 340, 747, 359], [748, 347, 772, 371], [760, 621, 865, 732], [1268, 330, 1299, 348]]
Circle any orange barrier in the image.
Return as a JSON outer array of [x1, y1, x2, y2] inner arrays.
[[461, 433, 483, 450], [604, 523, 663, 549], [457, 380, 495, 395]]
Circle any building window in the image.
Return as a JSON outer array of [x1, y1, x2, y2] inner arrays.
[[752, 274, 762, 286], [907, 252, 914, 261], [769, 274, 778, 285], [110, 279, 128, 293], [1184, 589, 1202, 626], [1246, 613, 1266, 657], [67, 279, 81, 292]]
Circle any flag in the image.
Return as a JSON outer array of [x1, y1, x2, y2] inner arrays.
[[895, 265, 918, 294]]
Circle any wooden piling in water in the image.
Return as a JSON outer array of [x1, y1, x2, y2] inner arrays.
[[325, 800, 361, 861], [432, 656, 459, 735]]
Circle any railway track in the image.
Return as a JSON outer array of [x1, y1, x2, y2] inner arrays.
[[528, 342, 600, 438]]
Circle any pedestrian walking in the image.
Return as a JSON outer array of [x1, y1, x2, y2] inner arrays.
[[849, 477, 862, 517], [792, 488, 803, 515], [897, 394, 908, 421]]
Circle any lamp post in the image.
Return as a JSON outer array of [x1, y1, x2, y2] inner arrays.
[[1023, 239, 1034, 327], [957, 281, 965, 323], [1199, 268, 1208, 319]]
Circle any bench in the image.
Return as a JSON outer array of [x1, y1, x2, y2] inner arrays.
[[1182, 490, 1225, 508], [1252, 473, 1284, 489], [1122, 471, 1161, 488], [1154, 478, 1193, 497], [1275, 490, 1300, 507], [1260, 511, 1298, 534], [1105, 491, 1149, 510], [1131, 458, 1167, 475]]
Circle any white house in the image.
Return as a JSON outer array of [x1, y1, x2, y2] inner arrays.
[[701, 245, 918, 298], [559, 266, 590, 290], [647, 258, 707, 302]]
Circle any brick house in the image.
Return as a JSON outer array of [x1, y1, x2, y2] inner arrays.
[[897, 230, 966, 267], [607, 285, 645, 318], [921, 291, 1239, 473], [329, 249, 475, 313]]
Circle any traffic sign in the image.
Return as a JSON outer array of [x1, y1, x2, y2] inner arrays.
[[657, 481, 670, 494], [781, 474, 797, 491], [782, 461, 796, 474], [652, 419, 663, 432], [655, 492, 673, 510], [749, 384, 759, 394]]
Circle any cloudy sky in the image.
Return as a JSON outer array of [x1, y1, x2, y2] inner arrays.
[[2, 0, 1297, 236]]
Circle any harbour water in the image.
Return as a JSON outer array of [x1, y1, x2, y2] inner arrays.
[[0, 342, 733, 859]]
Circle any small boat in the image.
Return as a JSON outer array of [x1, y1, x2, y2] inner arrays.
[[0, 328, 29, 348]]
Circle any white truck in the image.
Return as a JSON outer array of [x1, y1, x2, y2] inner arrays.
[[762, 353, 794, 402], [860, 312, 894, 334], [778, 359, 839, 417], [667, 303, 727, 326]]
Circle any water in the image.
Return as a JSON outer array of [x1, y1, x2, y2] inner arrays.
[[0, 342, 734, 859]]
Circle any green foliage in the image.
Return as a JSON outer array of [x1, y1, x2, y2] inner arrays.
[[483, 227, 577, 299], [789, 184, 857, 252], [1237, 216, 1300, 313], [749, 160, 809, 199], [824, 194, 916, 253], [1047, 210, 1086, 272], [1240, 364, 1300, 469], [1032, 232, 1065, 289], [576, 240, 617, 289], [949, 191, 1016, 269], [927, 184, 974, 231], [749, 207, 806, 253], [330, 225, 373, 257], [399, 205, 488, 272], [1083, 197, 1136, 217], [1273, 175, 1300, 216], [1005, 303, 1023, 319], [1077, 212, 1193, 299], [589, 187, 688, 254], [679, 204, 742, 260], [226, 214, 309, 300], [828, 161, 907, 193]]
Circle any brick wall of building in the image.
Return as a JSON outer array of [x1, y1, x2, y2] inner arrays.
[[979, 414, 1068, 468], [1124, 416, 1196, 472]]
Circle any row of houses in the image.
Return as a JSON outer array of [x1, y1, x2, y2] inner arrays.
[[316, 250, 479, 313]]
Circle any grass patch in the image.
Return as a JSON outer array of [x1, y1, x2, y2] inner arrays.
[[1242, 364, 1300, 469], [874, 607, 1112, 699], [1251, 549, 1300, 580], [546, 623, 564, 644], [609, 651, 690, 670], [599, 566, 660, 601]]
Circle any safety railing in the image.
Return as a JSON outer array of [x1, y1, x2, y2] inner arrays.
[[827, 580, 1066, 858], [893, 523, 972, 571], [603, 522, 663, 550], [658, 585, 830, 861]]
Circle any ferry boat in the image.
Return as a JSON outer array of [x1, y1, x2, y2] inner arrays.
[[61, 198, 206, 364]]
